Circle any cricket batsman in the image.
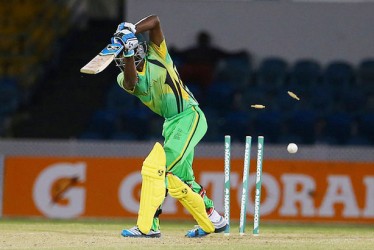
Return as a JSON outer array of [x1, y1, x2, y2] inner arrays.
[[112, 15, 227, 238]]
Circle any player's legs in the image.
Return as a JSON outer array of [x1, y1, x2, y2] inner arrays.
[[169, 149, 227, 237], [144, 106, 207, 235], [163, 106, 227, 236], [121, 143, 166, 238], [170, 151, 214, 209], [167, 173, 214, 233]]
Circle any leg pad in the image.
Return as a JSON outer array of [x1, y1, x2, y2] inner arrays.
[[137, 142, 166, 234], [167, 174, 214, 233]]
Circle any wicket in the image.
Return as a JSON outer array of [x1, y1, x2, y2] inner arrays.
[[223, 135, 265, 236]]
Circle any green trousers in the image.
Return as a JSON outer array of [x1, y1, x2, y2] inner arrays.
[[151, 106, 214, 230]]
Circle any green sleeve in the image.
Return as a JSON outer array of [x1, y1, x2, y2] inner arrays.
[[116, 72, 148, 95]]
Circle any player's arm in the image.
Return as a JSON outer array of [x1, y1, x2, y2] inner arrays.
[[134, 15, 164, 47], [122, 56, 137, 91], [112, 30, 139, 91], [116, 15, 163, 90]]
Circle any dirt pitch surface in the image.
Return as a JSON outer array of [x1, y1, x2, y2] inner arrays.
[[0, 219, 373, 250]]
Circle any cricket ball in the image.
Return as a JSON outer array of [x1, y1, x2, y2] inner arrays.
[[287, 143, 298, 154]]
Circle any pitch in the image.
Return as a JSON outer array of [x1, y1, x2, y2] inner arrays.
[[0, 219, 373, 250]]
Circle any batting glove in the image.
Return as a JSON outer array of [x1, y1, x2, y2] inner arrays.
[[123, 49, 135, 57], [112, 29, 138, 57], [116, 22, 136, 34]]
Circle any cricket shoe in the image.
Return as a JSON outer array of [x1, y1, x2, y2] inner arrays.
[[121, 226, 161, 238], [185, 209, 228, 238], [185, 225, 209, 238]]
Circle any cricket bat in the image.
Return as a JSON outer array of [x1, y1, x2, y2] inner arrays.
[[80, 43, 124, 74]]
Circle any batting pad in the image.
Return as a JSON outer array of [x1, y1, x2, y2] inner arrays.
[[167, 174, 215, 233], [137, 142, 166, 234]]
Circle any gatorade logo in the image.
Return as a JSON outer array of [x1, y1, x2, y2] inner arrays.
[[33, 162, 86, 219], [51, 177, 79, 204]]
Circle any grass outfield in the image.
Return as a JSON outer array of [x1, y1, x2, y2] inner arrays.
[[0, 219, 373, 250]]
